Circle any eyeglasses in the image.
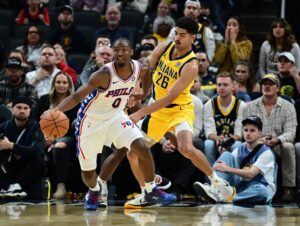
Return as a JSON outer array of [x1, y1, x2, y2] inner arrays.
[[28, 31, 39, 35]]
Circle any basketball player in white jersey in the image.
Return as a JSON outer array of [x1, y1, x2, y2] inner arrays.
[[54, 38, 176, 210]]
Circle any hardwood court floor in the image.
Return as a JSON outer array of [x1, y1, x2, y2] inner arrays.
[[0, 201, 300, 226]]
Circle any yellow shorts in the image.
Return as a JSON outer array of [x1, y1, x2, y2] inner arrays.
[[142, 103, 194, 142]]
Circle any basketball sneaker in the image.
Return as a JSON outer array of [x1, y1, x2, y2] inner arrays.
[[145, 187, 176, 205], [84, 190, 100, 211], [98, 194, 108, 208], [210, 178, 236, 202], [97, 177, 108, 208], [193, 182, 225, 203], [124, 194, 157, 209], [155, 174, 172, 190], [4, 183, 27, 197]]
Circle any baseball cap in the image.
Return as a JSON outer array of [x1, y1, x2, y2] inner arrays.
[[278, 52, 295, 64], [59, 5, 74, 15], [4, 57, 22, 68], [260, 73, 280, 86], [185, 0, 201, 10], [12, 96, 33, 108], [242, 115, 263, 130]]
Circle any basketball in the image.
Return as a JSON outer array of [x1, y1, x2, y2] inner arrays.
[[40, 109, 69, 140]]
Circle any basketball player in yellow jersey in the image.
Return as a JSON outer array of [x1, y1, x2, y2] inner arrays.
[[129, 17, 236, 204]]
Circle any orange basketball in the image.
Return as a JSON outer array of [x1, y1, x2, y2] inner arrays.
[[40, 109, 69, 140]]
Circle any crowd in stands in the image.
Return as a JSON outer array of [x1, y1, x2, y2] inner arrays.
[[0, 0, 300, 206]]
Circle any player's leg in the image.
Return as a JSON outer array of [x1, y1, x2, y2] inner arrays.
[[175, 122, 236, 202]]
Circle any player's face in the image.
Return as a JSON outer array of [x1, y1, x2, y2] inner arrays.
[[243, 124, 261, 145], [216, 77, 233, 97], [13, 103, 31, 121], [113, 42, 132, 67], [55, 74, 69, 95], [174, 27, 195, 50]]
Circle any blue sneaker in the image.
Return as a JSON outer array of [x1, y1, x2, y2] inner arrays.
[[145, 187, 176, 205], [84, 190, 100, 210]]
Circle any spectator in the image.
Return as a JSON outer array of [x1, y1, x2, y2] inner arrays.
[[16, 25, 47, 69], [0, 57, 37, 108], [244, 73, 297, 203], [93, 5, 133, 45], [258, 18, 300, 79], [194, 115, 277, 205], [48, 5, 87, 54], [203, 72, 246, 165], [277, 52, 300, 101], [167, 0, 216, 62], [108, 0, 148, 14], [152, 15, 175, 43], [54, 45, 77, 86], [80, 45, 113, 85], [233, 60, 261, 102], [196, 51, 216, 98], [35, 71, 79, 199], [70, 0, 105, 13], [214, 16, 252, 73], [16, 0, 50, 26], [26, 45, 60, 98], [190, 73, 210, 104], [0, 96, 46, 198]]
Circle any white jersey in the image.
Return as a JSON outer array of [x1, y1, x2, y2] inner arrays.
[[77, 60, 141, 120]]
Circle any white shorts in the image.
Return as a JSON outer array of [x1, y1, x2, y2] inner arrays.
[[175, 121, 193, 136], [76, 112, 143, 171]]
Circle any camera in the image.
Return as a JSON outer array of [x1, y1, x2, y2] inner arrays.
[[218, 137, 235, 149]]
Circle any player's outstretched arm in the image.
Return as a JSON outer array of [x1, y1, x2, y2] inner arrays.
[[147, 41, 170, 69], [56, 67, 110, 112]]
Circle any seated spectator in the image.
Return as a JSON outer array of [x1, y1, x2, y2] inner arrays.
[[26, 45, 60, 98], [277, 52, 300, 102], [80, 45, 113, 85], [0, 96, 46, 199], [93, 5, 133, 45], [108, 0, 148, 14], [196, 51, 216, 98], [35, 72, 79, 199], [194, 116, 277, 205], [0, 57, 37, 108], [203, 72, 246, 165], [214, 16, 252, 73], [190, 72, 210, 104], [54, 45, 77, 86], [48, 5, 87, 54], [152, 15, 175, 44], [233, 60, 261, 102], [244, 73, 297, 203], [16, 0, 50, 26], [70, 0, 105, 13], [17, 25, 47, 69], [258, 18, 300, 79]]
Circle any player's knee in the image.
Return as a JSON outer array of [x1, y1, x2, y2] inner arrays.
[[130, 138, 149, 154], [127, 150, 138, 162], [54, 142, 67, 149], [178, 144, 193, 158]]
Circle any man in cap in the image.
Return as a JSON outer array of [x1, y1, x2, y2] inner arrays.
[[277, 51, 300, 101], [194, 115, 277, 205], [0, 57, 37, 108], [0, 96, 46, 199], [48, 5, 86, 54], [167, 0, 216, 62], [243, 73, 297, 203]]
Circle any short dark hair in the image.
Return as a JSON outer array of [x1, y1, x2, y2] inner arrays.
[[113, 38, 132, 49], [176, 17, 198, 35]]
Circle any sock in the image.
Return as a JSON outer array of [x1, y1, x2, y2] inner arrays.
[[145, 180, 156, 193], [141, 186, 145, 197], [98, 176, 108, 195], [208, 171, 220, 184], [90, 182, 100, 192]]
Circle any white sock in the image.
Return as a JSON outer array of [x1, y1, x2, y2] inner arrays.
[[145, 180, 156, 193], [97, 176, 108, 195], [141, 186, 145, 197], [209, 171, 220, 184], [90, 182, 100, 192]]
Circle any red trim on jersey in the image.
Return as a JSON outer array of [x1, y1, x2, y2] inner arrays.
[[112, 60, 136, 83], [78, 114, 87, 160]]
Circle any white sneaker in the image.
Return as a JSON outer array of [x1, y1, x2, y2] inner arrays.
[[97, 177, 108, 208], [124, 194, 158, 209], [155, 174, 171, 190], [193, 182, 225, 203], [5, 183, 27, 197], [210, 178, 236, 202]]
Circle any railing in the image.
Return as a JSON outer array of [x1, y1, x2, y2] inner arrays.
[[281, 0, 286, 18]]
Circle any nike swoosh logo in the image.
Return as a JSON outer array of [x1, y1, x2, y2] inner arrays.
[[112, 81, 119, 84]]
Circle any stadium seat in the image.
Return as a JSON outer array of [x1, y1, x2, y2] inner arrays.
[[68, 53, 89, 74], [120, 10, 144, 28], [0, 25, 10, 46], [13, 25, 52, 41], [0, 9, 16, 34], [74, 10, 101, 29], [6, 39, 23, 53], [77, 26, 96, 53]]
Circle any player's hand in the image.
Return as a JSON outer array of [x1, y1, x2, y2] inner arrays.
[[127, 91, 144, 108], [129, 111, 143, 123], [162, 140, 176, 153]]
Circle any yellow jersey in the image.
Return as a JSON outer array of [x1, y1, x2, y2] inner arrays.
[[152, 42, 197, 106]]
